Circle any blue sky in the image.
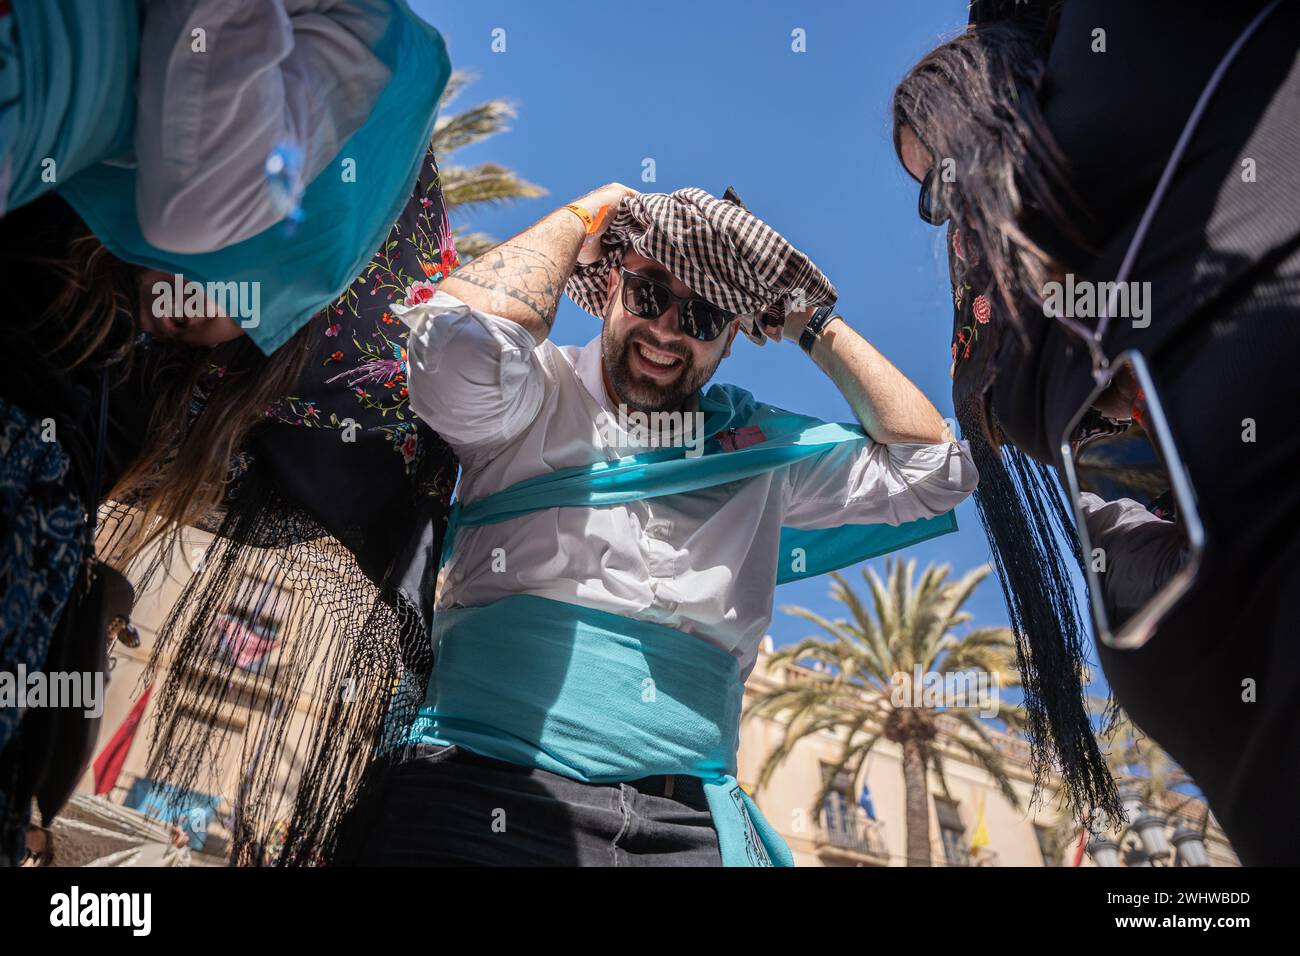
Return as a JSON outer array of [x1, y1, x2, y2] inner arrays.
[[409, 0, 1037, 651]]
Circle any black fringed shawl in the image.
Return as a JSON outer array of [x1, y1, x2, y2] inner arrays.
[[947, 221, 1121, 824], [947, 0, 1122, 825], [101, 149, 461, 866]]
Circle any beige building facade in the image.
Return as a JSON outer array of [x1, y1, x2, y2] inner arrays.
[[737, 637, 1239, 868]]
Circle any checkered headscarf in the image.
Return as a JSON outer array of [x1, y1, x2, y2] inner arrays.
[[565, 187, 836, 345]]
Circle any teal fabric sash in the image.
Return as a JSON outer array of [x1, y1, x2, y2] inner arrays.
[[0, 0, 139, 213], [442, 382, 958, 582], [408, 594, 794, 867], [410, 383, 960, 865], [56, 1, 450, 355]]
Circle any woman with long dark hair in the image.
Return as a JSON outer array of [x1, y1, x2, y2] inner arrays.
[[891, 1, 1300, 863], [0, 193, 312, 863], [1, 147, 461, 866]]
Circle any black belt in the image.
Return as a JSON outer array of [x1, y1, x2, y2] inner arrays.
[[623, 772, 706, 804], [403, 743, 707, 804]]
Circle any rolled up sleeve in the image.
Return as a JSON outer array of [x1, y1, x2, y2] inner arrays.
[[400, 291, 545, 455], [782, 439, 978, 529], [134, 0, 389, 253], [1078, 492, 1189, 624]]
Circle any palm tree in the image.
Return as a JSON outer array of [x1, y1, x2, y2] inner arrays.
[[745, 558, 1024, 866], [432, 72, 546, 259]]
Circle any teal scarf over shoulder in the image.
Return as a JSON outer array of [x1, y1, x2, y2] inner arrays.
[[56, 1, 450, 356], [408, 384, 958, 866], [442, 383, 958, 582]]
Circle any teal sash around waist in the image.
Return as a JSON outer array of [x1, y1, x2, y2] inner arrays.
[[0, 0, 139, 213], [56, 0, 450, 356], [442, 382, 958, 582], [407, 594, 793, 867]]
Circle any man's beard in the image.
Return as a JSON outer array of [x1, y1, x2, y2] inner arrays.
[[601, 321, 720, 413]]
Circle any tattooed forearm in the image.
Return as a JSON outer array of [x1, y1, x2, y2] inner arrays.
[[446, 247, 562, 327], [441, 209, 586, 343]]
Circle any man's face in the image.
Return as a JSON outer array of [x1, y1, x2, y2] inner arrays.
[[600, 252, 738, 413]]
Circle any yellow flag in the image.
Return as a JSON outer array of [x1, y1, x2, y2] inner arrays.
[[969, 790, 990, 851]]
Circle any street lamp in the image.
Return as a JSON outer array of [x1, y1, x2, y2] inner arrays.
[[1086, 832, 1122, 867], [1088, 782, 1199, 867], [1132, 808, 1172, 862], [1172, 824, 1211, 867]]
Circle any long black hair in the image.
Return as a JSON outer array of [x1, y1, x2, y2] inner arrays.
[[892, 22, 1123, 824], [893, 22, 1093, 349]]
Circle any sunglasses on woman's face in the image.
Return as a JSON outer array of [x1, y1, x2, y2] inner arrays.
[[918, 166, 951, 226], [619, 268, 734, 342]]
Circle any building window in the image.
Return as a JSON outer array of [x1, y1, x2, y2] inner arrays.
[[819, 764, 854, 838], [935, 798, 969, 866], [815, 763, 886, 858], [1034, 824, 1059, 866], [823, 790, 850, 837]]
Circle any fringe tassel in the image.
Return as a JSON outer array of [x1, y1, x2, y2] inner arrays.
[[961, 406, 1122, 823], [99, 479, 431, 866]]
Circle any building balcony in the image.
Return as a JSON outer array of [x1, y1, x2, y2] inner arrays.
[[814, 806, 890, 865]]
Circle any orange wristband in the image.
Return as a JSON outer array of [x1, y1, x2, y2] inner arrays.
[[564, 203, 611, 236]]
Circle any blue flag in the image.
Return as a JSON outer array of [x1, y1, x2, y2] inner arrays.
[[858, 781, 877, 820]]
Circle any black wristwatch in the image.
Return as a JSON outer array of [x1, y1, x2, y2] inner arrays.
[[799, 306, 840, 354]]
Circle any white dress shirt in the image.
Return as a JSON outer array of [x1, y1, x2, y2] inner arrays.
[[1078, 492, 1189, 624], [403, 291, 978, 678], [133, 0, 390, 253]]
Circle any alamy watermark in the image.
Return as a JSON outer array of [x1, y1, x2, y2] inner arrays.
[[50, 886, 151, 936], [889, 666, 1000, 718], [151, 273, 261, 329], [596, 405, 706, 458], [1042, 274, 1152, 328], [0, 666, 103, 719]]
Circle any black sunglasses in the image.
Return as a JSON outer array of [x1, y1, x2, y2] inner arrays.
[[918, 166, 951, 226], [618, 268, 734, 342]]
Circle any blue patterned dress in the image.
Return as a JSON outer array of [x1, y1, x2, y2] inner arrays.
[[0, 398, 87, 862]]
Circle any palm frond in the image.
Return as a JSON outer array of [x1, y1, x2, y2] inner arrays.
[[437, 70, 474, 111], [433, 99, 521, 155], [440, 163, 546, 212], [434, 74, 548, 260], [747, 558, 1061, 861], [947, 712, 1023, 811], [449, 231, 497, 261]]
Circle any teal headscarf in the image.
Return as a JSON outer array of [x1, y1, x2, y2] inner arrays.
[[0, 0, 139, 213], [56, 1, 450, 355]]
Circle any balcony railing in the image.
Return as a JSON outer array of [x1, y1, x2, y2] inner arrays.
[[816, 806, 889, 862], [936, 842, 1001, 867]]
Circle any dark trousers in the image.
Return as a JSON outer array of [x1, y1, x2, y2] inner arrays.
[[334, 744, 723, 866]]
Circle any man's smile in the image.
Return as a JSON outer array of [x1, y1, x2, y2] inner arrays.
[[629, 339, 685, 380]]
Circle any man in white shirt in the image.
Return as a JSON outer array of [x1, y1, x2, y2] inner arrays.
[[337, 183, 977, 866]]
